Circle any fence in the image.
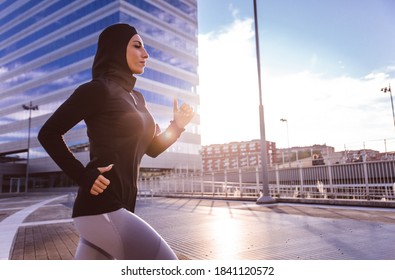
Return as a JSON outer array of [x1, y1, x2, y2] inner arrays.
[[138, 160, 395, 203]]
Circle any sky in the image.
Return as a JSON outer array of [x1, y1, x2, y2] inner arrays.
[[196, 0, 395, 153]]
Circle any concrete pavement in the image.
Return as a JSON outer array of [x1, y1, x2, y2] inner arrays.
[[1, 192, 395, 260]]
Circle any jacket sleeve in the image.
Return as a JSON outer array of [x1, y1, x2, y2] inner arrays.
[[37, 81, 106, 190], [145, 121, 185, 158]]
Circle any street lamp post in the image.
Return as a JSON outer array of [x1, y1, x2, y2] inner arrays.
[[254, 0, 276, 204], [280, 118, 291, 167], [381, 84, 394, 128], [22, 101, 39, 192]]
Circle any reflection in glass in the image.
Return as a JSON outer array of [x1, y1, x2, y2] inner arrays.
[[124, 0, 195, 36], [121, 12, 197, 55], [0, 0, 114, 58]]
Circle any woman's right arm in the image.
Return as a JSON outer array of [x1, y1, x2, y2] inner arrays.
[[37, 81, 105, 191]]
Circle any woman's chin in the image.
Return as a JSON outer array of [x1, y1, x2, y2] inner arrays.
[[133, 70, 144, 75]]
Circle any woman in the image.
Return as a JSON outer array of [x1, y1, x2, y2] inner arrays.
[[38, 23, 194, 260]]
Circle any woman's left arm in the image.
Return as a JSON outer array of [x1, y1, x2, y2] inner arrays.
[[146, 97, 194, 158]]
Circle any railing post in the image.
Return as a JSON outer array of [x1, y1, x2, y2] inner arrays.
[[255, 166, 260, 194], [176, 174, 179, 193], [200, 172, 204, 195], [211, 172, 215, 196], [299, 164, 304, 197], [181, 174, 186, 193], [363, 161, 370, 199], [323, 161, 333, 198], [191, 174, 194, 195], [275, 165, 280, 196], [224, 169, 228, 197], [327, 161, 333, 186], [145, 177, 152, 190], [239, 168, 243, 197]]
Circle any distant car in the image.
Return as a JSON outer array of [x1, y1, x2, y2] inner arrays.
[[312, 154, 325, 166], [352, 155, 363, 162]]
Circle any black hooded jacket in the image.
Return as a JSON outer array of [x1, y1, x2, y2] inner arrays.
[[38, 24, 184, 217]]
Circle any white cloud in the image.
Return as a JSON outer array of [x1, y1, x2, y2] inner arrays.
[[0, 67, 8, 75], [198, 18, 395, 152], [198, 18, 260, 145], [5, 70, 45, 84], [229, 3, 239, 18], [0, 67, 8, 90], [364, 72, 389, 81], [51, 76, 76, 85], [263, 70, 393, 151]]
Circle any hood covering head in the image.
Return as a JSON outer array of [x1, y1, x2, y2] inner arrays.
[[92, 24, 138, 90]]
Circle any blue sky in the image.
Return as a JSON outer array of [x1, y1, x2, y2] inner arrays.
[[197, 0, 395, 153]]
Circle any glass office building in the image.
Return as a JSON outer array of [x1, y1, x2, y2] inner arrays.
[[0, 0, 201, 190]]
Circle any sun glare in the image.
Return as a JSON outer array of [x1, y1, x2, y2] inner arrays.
[[198, 20, 260, 145], [208, 210, 242, 259]]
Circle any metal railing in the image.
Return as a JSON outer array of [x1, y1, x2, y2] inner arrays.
[[138, 160, 395, 203]]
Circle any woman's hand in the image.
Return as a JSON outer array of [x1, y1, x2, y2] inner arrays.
[[90, 164, 113, 195], [173, 97, 194, 129]]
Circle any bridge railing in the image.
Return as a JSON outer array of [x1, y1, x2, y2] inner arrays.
[[138, 160, 395, 203]]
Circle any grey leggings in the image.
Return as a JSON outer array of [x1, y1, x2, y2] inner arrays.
[[73, 208, 177, 260]]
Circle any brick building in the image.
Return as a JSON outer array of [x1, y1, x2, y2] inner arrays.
[[201, 140, 276, 172]]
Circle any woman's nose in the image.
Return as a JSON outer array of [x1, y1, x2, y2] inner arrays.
[[143, 48, 149, 58]]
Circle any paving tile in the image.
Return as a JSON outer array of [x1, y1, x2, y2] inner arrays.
[[3, 194, 395, 260]]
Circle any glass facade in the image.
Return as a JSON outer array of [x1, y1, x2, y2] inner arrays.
[[0, 0, 201, 188]]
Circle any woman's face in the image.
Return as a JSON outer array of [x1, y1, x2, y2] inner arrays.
[[126, 34, 149, 74]]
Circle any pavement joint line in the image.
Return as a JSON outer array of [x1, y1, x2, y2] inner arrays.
[[235, 202, 395, 212], [0, 207, 24, 211], [38, 203, 68, 208], [21, 218, 74, 227], [0, 195, 67, 260]]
